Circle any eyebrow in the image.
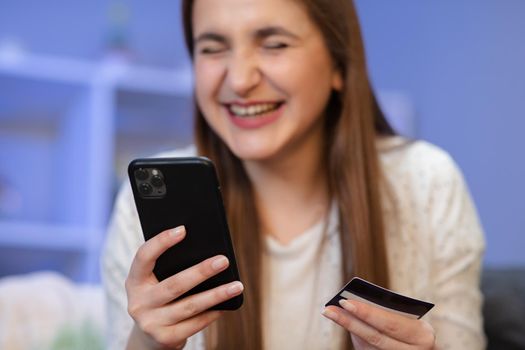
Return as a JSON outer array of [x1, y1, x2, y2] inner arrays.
[[254, 26, 300, 40], [193, 26, 300, 46], [194, 32, 228, 45]]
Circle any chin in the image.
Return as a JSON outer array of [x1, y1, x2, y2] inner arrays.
[[227, 143, 279, 162], [230, 149, 274, 162]]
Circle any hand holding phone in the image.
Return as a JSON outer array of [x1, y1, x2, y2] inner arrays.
[[128, 156, 243, 310], [125, 225, 244, 349], [124, 157, 244, 348]]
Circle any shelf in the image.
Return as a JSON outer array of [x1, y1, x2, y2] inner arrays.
[[0, 52, 194, 282], [0, 53, 96, 85], [0, 221, 103, 252], [0, 220, 102, 281], [115, 63, 193, 95], [115, 90, 193, 138], [0, 4, 194, 282], [0, 52, 193, 96], [0, 134, 57, 223]]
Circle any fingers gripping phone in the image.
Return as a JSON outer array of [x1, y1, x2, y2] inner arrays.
[[128, 156, 243, 310]]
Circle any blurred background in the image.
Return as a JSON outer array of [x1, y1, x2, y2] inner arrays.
[[0, 0, 524, 348]]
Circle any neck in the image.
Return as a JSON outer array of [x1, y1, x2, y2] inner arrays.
[[243, 130, 330, 244]]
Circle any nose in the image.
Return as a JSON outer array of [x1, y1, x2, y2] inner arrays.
[[226, 49, 262, 97]]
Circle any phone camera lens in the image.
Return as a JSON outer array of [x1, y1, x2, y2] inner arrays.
[[151, 175, 164, 187], [138, 183, 153, 195], [135, 168, 149, 181]]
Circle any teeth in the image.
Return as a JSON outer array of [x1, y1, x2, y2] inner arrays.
[[230, 103, 280, 117]]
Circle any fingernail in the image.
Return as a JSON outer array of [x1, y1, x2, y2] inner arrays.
[[211, 256, 229, 271], [339, 299, 356, 312], [322, 308, 338, 321], [227, 281, 244, 296], [171, 226, 185, 239]]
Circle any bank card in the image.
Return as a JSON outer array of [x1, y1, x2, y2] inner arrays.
[[325, 277, 434, 319]]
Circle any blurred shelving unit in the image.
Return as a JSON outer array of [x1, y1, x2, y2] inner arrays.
[[0, 0, 418, 283], [0, 52, 194, 282], [0, 53, 416, 283]]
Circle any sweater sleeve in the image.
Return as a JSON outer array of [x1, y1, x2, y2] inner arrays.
[[427, 153, 486, 350], [101, 182, 142, 350]]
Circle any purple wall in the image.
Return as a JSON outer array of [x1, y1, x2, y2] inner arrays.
[[357, 0, 525, 266]]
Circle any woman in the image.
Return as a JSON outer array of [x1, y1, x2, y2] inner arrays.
[[102, 0, 486, 349]]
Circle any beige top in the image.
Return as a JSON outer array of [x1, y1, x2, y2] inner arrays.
[[101, 137, 486, 349], [261, 201, 346, 350]]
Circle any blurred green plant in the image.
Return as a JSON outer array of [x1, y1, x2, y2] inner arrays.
[[48, 320, 103, 350]]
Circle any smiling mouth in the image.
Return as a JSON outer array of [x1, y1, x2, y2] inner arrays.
[[226, 102, 284, 117]]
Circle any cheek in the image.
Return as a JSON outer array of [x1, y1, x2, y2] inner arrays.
[[279, 67, 334, 117], [265, 53, 335, 103], [193, 61, 228, 138], [194, 60, 223, 107]]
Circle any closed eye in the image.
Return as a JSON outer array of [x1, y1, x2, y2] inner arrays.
[[263, 42, 289, 50], [194, 32, 229, 56], [199, 45, 227, 55], [256, 26, 298, 51]]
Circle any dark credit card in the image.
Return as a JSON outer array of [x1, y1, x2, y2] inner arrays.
[[325, 277, 434, 319]]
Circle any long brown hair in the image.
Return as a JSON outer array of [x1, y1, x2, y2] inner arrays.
[[182, 0, 395, 348]]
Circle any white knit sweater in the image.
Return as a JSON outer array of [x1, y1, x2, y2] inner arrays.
[[101, 137, 486, 349]]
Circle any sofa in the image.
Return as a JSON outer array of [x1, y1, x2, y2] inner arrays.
[[482, 268, 525, 350]]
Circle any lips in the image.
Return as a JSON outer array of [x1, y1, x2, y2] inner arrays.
[[224, 101, 285, 129], [227, 102, 283, 118]]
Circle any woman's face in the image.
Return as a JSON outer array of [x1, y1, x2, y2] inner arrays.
[[193, 0, 342, 161]]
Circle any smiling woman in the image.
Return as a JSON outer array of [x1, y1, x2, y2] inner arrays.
[[192, 0, 342, 162], [101, 0, 486, 349]]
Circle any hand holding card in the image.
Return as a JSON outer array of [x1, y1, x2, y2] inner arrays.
[[325, 277, 434, 319], [323, 278, 436, 349]]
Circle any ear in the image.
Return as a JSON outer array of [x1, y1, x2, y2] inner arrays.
[[331, 69, 343, 91]]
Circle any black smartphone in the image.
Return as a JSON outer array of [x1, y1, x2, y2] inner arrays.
[[128, 156, 243, 310]]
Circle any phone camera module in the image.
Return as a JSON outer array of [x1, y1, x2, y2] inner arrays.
[[151, 174, 164, 187], [135, 168, 149, 181], [138, 182, 153, 195], [133, 167, 167, 198]]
